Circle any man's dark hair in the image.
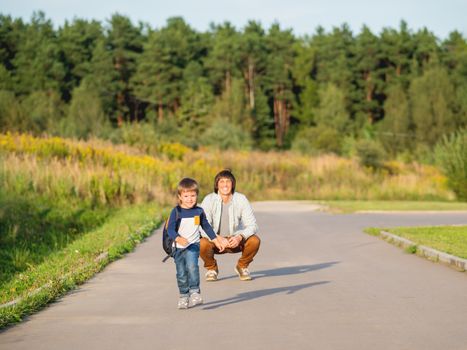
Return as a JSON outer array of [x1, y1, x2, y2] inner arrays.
[[214, 169, 236, 194]]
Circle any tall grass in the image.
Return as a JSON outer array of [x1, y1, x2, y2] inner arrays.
[[0, 133, 455, 202], [185, 150, 453, 201]]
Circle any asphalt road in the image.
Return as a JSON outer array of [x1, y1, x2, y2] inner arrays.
[[1, 202, 466, 350]]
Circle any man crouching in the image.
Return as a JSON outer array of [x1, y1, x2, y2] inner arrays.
[[200, 169, 261, 281]]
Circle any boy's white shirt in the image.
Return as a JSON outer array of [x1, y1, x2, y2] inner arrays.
[[175, 217, 201, 249], [200, 192, 258, 240]]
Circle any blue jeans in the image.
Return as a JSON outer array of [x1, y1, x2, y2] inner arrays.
[[173, 243, 200, 297]]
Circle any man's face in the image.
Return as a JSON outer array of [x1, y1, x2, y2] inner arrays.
[[217, 177, 233, 196]]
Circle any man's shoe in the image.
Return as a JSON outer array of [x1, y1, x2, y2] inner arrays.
[[177, 296, 189, 309], [189, 292, 203, 307], [205, 270, 218, 282], [235, 266, 252, 281]]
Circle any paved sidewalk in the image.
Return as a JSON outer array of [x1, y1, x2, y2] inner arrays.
[[1, 203, 466, 350]]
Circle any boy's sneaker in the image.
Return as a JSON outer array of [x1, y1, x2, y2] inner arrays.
[[177, 296, 189, 309], [189, 292, 203, 307], [235, 266, 252, 281], [205, 269, 218, 282]]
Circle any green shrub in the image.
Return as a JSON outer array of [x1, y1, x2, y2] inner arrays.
[[110, 122, 159, 146], [291, 125, 341, 155], [355, 139, 387, 170], [202, 119, 253, 150], [435, 130, 467, 201]]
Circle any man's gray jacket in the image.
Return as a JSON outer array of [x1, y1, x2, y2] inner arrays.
[[200, 192, 259, 240]]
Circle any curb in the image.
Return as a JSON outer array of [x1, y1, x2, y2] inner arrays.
[[379, 231, 467, 272]]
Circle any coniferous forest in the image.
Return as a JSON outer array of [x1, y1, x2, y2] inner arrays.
[[0, 12, 466, 158]]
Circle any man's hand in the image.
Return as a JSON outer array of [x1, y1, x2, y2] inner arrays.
[[175, 236, 189, 246], [227, 235, 243, 249], [213, 237, 226, 252]]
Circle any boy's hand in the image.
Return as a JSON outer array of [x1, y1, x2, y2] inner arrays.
[[175, 236, 189, 246], [213, 237, 226, 252]]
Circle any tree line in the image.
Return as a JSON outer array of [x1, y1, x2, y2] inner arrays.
[[0, 11, 466, 157]]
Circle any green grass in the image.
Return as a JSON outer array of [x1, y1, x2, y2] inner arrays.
[[0, 203, 165, 329], [319, 200, 467, 213], [385, 225, 467, 259], [0, 192, 112, 286]]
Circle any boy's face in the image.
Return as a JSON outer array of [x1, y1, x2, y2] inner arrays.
[[217, 177, 233, 196], [179, 190, 197, 209]]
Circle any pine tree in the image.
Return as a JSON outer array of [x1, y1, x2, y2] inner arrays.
[[205, 22, 241, 95], [264, 23, 296, 147], [292, 40, 319, 126], [308, 25, 354, 127], [410, 64, 456, 146], [131, 17, 201, 122], [62, 81, 108, 139], [441, 31, 467, 129], [352, 25, 385, 124], [0, 90, 24, 131], [314, 83, 349, 132], [106, 14, 143, 123], [380, 21, 415, 87], [58, 18, 103, 100], [20, 90, 65, 134], [12, 12, 65, 96], [412, 28, 439, 68], [239, 21, 267, 110], [0, 15, 24, 78], [378, 82, 411, 155], [177, 63, 215, 139], [83, 38, 121, 122]]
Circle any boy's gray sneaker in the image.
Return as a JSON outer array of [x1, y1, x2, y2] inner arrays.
[[177, 296, 189, 309], [235, 266, 252, 281], [189, 292, 203, 307], [205, 269, 218, 281]]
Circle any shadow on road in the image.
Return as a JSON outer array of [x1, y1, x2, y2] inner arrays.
[[218, 262, 339, 281], [253, 262, 339, 278], [202, 281, 330, 310]]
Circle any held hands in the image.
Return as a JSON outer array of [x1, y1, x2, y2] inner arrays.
[[227, 235, 243, 249], [212, 236, 227, 252], [211, 235, 242, 251]]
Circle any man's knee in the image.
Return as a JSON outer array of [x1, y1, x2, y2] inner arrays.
[[245, 235, 261, 249]]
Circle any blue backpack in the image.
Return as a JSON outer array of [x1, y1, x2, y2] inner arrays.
[[162, 206, 181, 262]]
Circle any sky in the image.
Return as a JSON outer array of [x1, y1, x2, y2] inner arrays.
[[1, 0, 466, 39]]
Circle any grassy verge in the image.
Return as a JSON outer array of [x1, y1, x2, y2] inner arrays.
[[0, 204, 166, 329], [0, 192, 113, 286], [365, 225, 467, 261], [378, 225, 467, 259], [319, 200, 467, 213]]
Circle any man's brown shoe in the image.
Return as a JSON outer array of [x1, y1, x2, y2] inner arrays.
[[235, 266, 252, 281]]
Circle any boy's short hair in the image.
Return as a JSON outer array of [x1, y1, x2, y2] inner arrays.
[[177, 177, 199, 195], [214, 169, 236, 194]]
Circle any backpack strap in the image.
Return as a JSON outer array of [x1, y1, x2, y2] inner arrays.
[[162, 206, 183, 263], [174, 205, 181, 231]]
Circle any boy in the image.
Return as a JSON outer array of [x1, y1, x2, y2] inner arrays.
[[167, 177, 226, 309]]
